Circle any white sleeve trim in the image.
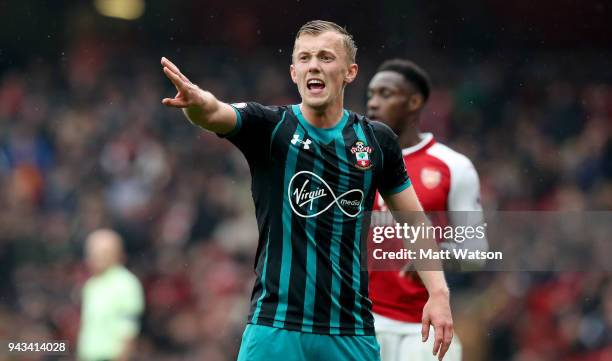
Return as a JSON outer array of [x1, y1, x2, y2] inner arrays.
[[426, 143, 488, 257]]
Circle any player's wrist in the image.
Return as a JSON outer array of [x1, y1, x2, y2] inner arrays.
[[183, 90, 215, 125], [190, 87, 210, 110], [429, 287, 450, 299]]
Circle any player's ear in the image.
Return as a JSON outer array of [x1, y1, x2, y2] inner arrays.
[[344, 63, 358, 84], [290, 64, 297, 84], [408, 94, 424, 112]]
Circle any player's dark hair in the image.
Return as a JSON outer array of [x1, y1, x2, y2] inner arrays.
[[378, 59, 431, 102], [295, 20, 357, 63]]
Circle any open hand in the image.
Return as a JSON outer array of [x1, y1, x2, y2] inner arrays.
[[160, 57, 204, 108], [421, 290, 454, 361]]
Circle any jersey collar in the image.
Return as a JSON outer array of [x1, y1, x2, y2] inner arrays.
[[401, 133, 435, 156], [292, 104, 349, 144]]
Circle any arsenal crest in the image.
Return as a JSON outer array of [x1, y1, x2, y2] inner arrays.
[[421, 167, 441, 189], [350, 141, 373, 170]]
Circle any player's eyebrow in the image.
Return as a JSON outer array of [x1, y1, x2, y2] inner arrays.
[[318, 48, 342, 59], [369, 85, 393, 92], [296, 47, 337, 55]]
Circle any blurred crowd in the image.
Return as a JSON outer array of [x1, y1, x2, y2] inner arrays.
[[0, 42, 610, 361]]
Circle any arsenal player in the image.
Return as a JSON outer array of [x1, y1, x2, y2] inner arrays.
[[367, 59, 487, 361]]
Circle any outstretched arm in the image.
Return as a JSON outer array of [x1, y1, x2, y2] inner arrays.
[[160, 57, 237, 134], [383, 186, 454, 361]]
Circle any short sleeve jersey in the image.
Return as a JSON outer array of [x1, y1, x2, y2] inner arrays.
[[220, 102, 410, 335], [78, 266, 144, 361]]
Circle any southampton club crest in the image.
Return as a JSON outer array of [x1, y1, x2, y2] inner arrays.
[[350, 141, 373, 170]]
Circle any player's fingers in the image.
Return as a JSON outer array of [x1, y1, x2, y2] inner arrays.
[[432, 324, 444, 356], [161, 57, 181, 74], [163, 67, 188, 91], [162, 65, 182, 84], [438, 342, 449, 361], [421, 317, 430, 342], [445, 323, 454, 344], [161, 57, 191, 83], [161, 97, 187, 108], [438, 325, 453, 361]]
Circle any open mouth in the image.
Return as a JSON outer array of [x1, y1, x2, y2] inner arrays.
[[307, 79, 326, 94]]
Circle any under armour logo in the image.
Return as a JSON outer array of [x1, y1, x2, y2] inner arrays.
[[291, 134, 312, 149]]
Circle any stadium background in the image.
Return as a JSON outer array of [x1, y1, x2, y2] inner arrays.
[[0, 0, 611, 360]]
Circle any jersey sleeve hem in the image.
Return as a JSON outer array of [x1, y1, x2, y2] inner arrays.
[[380, 178, 412, 196], [219, 104, 243, 138]]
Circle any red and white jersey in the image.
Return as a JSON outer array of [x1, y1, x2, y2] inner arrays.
[[369, 133, 483, 323]]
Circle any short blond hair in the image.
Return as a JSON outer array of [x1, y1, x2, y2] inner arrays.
[[294, 20, 357, 64]]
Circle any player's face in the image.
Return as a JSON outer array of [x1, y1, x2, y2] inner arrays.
[[291, 31, 358, 110], [367, 71, 413, 132]]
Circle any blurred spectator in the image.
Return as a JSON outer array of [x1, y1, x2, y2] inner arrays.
[[78, 229, 144, 361]]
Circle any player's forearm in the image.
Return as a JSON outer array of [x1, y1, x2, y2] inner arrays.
[[180, 90, 236, 135], [397, 211, 447, 274], [383, 188, 448, 284], [399, 213, 450, 295], [417, 270, 450, 297], [398, 211, 450, 297]]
